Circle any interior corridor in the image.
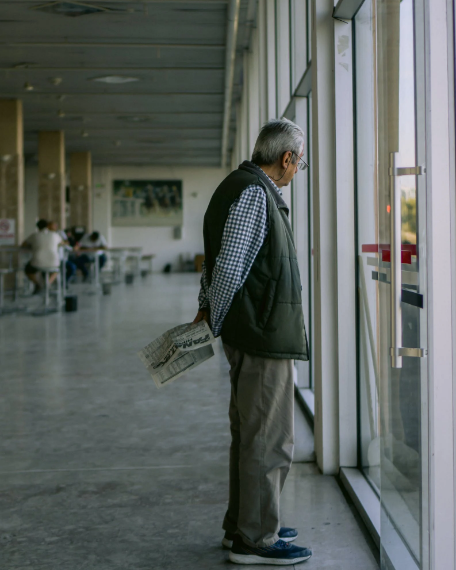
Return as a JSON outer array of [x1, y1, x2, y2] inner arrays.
[[0, 275, 378, 569]]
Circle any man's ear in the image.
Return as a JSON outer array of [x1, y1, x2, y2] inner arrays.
[[282, 151, 292, 169]]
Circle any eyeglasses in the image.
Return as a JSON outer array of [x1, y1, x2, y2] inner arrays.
[[291, 151, 309, 171]]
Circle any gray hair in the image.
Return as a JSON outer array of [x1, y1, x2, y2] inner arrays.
[[251, 118, 304, 166]]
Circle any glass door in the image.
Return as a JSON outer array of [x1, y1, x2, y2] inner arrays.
[[354, 0, 428, 568]]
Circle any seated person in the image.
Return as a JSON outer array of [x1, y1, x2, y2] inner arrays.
[[64, 228, 78, 248], [48, 221, 76, 285], [22, 219, 64, 294], [74, 231, 108, 281]]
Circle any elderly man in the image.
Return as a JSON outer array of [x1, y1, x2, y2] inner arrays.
[[194, 119, 311, 565]]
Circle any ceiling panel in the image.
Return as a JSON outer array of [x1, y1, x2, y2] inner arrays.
[[0, 46, 225, 69], [0, 0, 253, 166], [25, 114, 223, 129], [18, 93, 223, 114], [26, 127, 222, 138], [0, 68, 224, 94], [0, 2, 226, 44]]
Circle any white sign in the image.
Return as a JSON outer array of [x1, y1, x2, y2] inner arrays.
[[0, 219, 16, 245]]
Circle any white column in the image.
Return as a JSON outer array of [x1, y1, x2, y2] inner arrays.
[[310, 0, 339, 474], [424, 0, 455, 566], [334, 20, 357, 467]]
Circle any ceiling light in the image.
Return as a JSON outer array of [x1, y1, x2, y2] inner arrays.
[[31, 2, 108, 17], [117, 116, 151, 123], [24, 82, 34, 91], [50, 77, 63, 86], [1, 154, 12, 163], [81, 130, 89, 137], [92, 76, 140, 85]]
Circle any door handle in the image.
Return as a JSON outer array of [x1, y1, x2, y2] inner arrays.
[[389, 152, 426, 368]]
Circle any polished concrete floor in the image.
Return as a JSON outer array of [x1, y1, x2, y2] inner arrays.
[[0, 274, 379, 569]]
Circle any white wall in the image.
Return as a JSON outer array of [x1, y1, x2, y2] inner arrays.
[[24, 163, 228, 272], [92, 165, 228, 272]]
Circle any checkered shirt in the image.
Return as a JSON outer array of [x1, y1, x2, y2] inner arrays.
[[198, 165, 282, 337]]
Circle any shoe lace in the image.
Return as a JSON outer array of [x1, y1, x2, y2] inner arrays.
[[270, 540, 291, 551]]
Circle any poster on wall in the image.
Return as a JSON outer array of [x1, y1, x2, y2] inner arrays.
[[112, 180, 183, 227], [0, 218, 15, 246]]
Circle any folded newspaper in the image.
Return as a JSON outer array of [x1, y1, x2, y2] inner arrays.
[[138, 320, 215, 388]]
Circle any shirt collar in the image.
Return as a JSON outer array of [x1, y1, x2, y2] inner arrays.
[[251, 163, 283, 196]]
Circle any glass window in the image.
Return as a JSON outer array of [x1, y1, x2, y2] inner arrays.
[[290, 0, 308, 92], [275, 0, 291, 115], [306, 0, 311, 64], [291, 98, 311, 389]]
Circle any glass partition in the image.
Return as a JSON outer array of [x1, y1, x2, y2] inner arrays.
[[292, 97, 311, 390], [275, 0, 291, 115], [354, 0, 380, 491], [354, 0, 428, 567], [290, 0, 308, 91]]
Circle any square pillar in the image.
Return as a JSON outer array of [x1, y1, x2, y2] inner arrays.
[[69, 152, 92, 232], [38, 131, 66, 228], [0, 99, 24, 244]]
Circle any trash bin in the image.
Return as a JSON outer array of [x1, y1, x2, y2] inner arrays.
[[125, 273, 134, 284], [65, 295, 78, 312]]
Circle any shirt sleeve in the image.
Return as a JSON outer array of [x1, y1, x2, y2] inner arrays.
[[197, 261, 209, 310], [208, 184, 268, 337], [79, 234, 90, 247]]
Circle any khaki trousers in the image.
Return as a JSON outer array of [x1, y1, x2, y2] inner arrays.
[[222, 343, 294, 547]]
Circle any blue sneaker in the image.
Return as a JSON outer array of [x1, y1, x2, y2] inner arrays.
[[229, 535, 312, 565], [222, 527, 298, 549]]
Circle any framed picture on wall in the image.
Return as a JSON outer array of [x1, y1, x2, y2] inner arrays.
[[112, 180, 183, 227]]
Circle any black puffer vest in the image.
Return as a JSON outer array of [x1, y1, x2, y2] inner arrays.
[[203, 161, 309, 360]]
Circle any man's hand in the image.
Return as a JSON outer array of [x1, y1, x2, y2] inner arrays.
[[193, 308, 210, 325]]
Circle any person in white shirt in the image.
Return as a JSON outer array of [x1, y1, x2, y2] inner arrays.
[[75, 231, 108, 281], [48, 221, 76, 285], [79, 231, 108, 250], [22, 219, 64, 294]]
